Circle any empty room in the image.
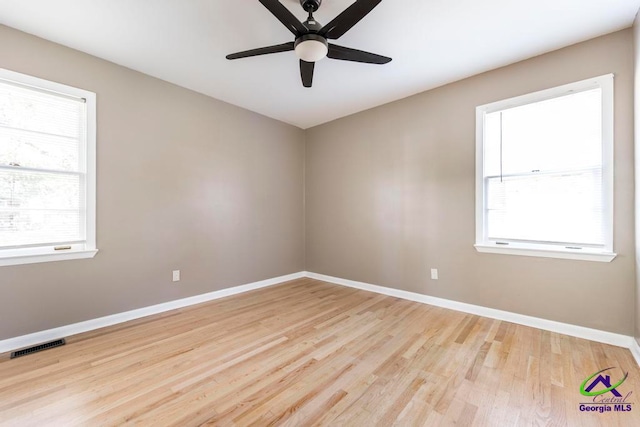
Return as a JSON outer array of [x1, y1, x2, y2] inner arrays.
[[2, 0, 640, 425]]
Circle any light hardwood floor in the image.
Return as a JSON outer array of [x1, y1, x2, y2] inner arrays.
[[1, 278, 639, 426]]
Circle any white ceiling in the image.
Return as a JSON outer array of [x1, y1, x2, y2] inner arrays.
[[0, 0, 638, 129]]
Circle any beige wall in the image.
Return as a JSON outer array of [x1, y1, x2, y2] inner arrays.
[[0, 25, 305, 340], [306, 29, 636, 335], [634, 17, 640, 345]]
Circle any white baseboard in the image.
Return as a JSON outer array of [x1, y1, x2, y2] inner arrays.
[[304, 272, 636, 350], [4, 270, 638, 368], [0, 271, 305, 354], [630, 339, 640, 367]]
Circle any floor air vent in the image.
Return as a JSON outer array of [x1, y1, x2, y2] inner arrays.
[[10, 339, 66, 359]]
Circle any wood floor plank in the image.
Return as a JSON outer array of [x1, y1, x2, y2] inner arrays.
[[1, 278, 639, 426]]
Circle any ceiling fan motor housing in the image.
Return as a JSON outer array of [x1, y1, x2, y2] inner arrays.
[[300, 0, 321, 13], [303, 18, 322, 32]]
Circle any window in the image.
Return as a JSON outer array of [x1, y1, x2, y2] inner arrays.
[[0, 69, 97, 266], [475, 75, 615, 262]]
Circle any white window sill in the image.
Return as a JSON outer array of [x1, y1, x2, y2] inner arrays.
[[0, 249, 99, 267], [474, 244, 616, 263]]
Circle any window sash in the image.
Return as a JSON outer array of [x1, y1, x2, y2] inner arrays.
[[475, 74, 614, 260], [0, 68, 95, 263], [0, 168, 86, 249], [484, 167, 604, 247]]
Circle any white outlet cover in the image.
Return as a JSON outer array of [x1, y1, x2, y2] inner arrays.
[[172, 270, 180, 282], [430, 269, 438, 280]]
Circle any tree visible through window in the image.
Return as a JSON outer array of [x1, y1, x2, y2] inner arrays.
[[0, 69, 96, 266]]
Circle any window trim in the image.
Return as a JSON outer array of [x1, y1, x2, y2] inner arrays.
[[0, 68, 97, 267], [474, 74, 615, 262]]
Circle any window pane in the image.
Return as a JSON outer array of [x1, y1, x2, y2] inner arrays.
[[0, 169, 84, 247], [0, 126, 80, 172], [485, 89, 602, 176], [0, 82, 84, 139], [487, 169, 603, 246]]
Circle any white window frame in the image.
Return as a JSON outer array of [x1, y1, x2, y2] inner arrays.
[[0, 69, 97, 267], [474, 74, 615, 262]]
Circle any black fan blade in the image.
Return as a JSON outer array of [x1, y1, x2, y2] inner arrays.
[[319, 0, 382, 40], [259, 0, 307, 36], [327, 44, 391, 64], [300, 60, 315, 88], [226, 42, 294, 60]]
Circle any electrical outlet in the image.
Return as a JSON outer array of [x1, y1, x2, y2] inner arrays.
[[430, 268, 438, 280], [172, 270, 180, 282]]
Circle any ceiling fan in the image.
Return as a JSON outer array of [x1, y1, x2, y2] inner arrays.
[[226, 0, 391, 88]]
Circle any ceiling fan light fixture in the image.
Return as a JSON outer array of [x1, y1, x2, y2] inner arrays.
[[294, 34, 328, 62]]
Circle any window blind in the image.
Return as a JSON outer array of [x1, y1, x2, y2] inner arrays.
[[483, 88, 605, 248], [0, 79, 87, 249]]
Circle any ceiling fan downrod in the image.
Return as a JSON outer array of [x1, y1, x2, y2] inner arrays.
[[300, 0, 322, 30]]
